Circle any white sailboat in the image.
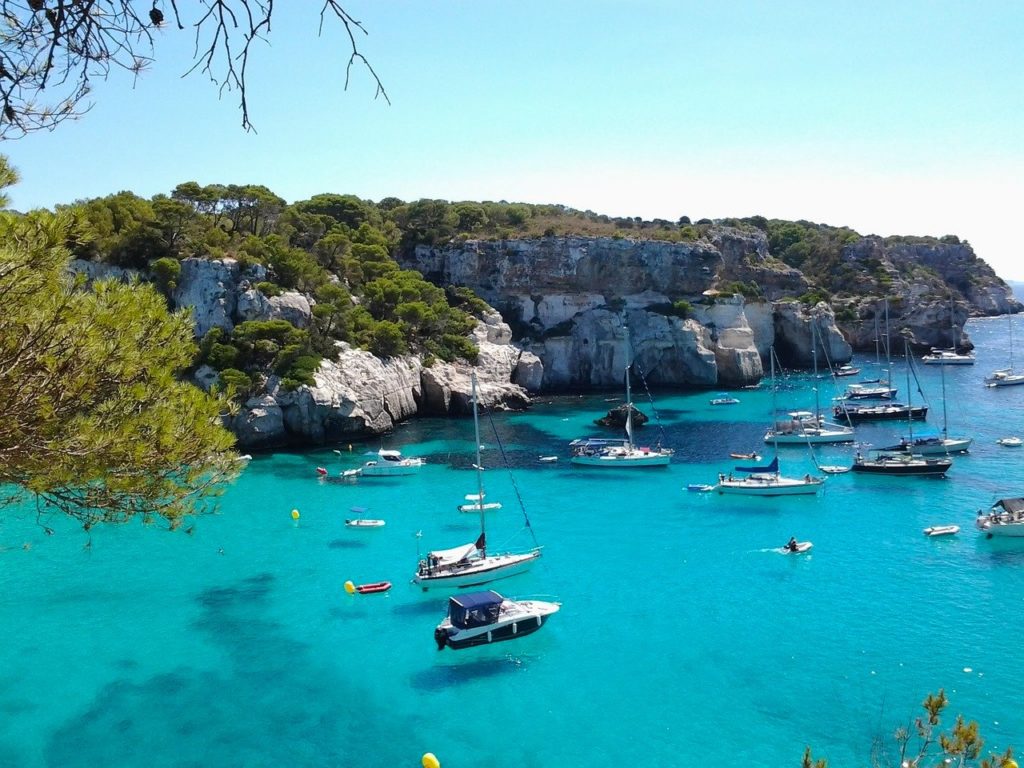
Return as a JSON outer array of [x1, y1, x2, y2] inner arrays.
[[717, 348, 824, 496], [765, 323, 854, 445], [569, 320, 673, 467], [882, 347, 971, 455], [413, 374, 541, 592], [922, 296, 975, 365], [986, 313, 1024, 387]]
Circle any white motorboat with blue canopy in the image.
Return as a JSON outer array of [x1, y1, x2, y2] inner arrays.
[[433, 590, 560, 650]]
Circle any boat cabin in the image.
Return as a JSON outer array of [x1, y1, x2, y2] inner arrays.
[[447, 591, 504, 629]]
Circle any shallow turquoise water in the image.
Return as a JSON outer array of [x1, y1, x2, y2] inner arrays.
[[2, 317, 1024, 767]]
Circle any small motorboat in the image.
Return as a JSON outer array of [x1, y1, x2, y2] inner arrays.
[[729, 452, 761, 461], [434, 590, 560, 650], [819, 465, 851, 474], [345, 519, 385, 527], [998, 437, 1023, 447], [687, 483, 715, 492], [710, 395, 740, 406], [354, 581, 392, 594], [538, 455, 559, 463], [316, 466, 328, 476], [923, 525, 960, 537], [835, 365, 861, 377], [781, 541, 813, 554]]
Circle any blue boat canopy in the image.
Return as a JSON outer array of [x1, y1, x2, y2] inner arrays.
[[735, 456, 779, 474], [448, 591, 504, 629]]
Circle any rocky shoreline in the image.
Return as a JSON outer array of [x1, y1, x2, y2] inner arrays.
[[71, 227, 1022, 450]]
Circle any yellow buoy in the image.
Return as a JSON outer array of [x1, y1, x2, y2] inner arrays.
[[1005, 759, 1018, 768], [422, 753, 440, 768], [344, 580, 356, 595], [291, 509, 300, 520]]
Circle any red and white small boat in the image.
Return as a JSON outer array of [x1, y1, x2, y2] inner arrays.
[[355, 581, 392, 594]]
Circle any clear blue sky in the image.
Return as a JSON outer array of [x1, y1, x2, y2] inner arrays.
[[5, 1, 1023, 279]]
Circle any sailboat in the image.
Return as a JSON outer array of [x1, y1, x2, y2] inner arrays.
[[716, 348, 824, 496], [922, 296, 975, 365], [413, 374, 541, 591], [843, 306, 896, 398], [986, 312, 1024, 387], [457, 389, 503, 513], [569, 320, 673, 467], [852, 338, 953, 476], [765, 323, 854, 444], [881, 346, 972, 455]]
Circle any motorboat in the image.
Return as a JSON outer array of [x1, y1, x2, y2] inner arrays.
[[851, 450, 952, 476], [729, 452, 761, 460], [997, 437, 1023, 447], [976, 498, 1024, 537], [458, 493, 503, 513], [923, 525, 959, 537], [345, 518, 385, 528], [921, 348, 975, 365], [360, 448, 425, 477], [819, 465, 851, 474], [834, 365, 860, 377], [538, 455, 559, 463], [687, 483, 715, 492], [710, 394, 740, 405], [433, 590, 560, 650], [842, 382, 897, 400]]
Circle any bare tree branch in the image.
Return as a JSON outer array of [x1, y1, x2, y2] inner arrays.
[[0, 1, 386, 139]]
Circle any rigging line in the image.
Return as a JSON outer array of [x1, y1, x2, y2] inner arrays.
[[483, 403, 541, 549], [631, 360, 669, 445]]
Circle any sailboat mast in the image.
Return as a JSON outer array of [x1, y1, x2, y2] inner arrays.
[[884, 299, 892, 384], [1011, 314, 1016, 371], [940, 352, 948, 440], [812, 321, 820, 421], [624, 320, 634, 450], [770, 346, 780, 462], [905, 338, 914, 445], [471, 373, 486, 538]]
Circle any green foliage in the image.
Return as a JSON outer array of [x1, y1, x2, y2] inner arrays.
[[255, 281, 283, 297], [798, 289, 831, 306], [367, 320, 408, 357], [63, 191, 171, 268], [719, 280, 763, 299], [647, 300, 693, 319], [811, 690, 1015, 768], [0, 191, 239, 528], [150, 256, 181, 298]]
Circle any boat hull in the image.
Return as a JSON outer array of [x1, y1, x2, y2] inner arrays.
[[360, 463, 423, 477], [570, 453, 671, 467], [851, 458, 951, 476], [413, 551, 541, 591], [442, 614, 547, 649], [716, 476, 823, 496], [834, 405, 928, 423], [766, 430, 855, 444]]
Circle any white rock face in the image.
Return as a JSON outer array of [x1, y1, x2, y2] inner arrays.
[[269, 292, 313, 328], [236, 289, 273, 322], [232, 395, 284, 448], [173, 258, 241, 337]]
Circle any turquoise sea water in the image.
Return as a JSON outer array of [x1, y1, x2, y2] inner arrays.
[[2, 316, 1024, 768]]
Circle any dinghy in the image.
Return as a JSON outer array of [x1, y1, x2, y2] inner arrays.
[[923, 525, 959, 537]]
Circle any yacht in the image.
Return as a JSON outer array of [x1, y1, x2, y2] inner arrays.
[[921, 348, 975, 365], [976, 498, 1024, 537], [851, 450, 952, 476], [433, 590, 560, 650], [360, 448, 425, 477]]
